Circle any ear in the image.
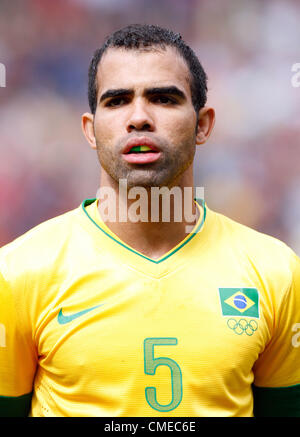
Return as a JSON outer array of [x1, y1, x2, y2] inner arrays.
[[195, 107, 215, 145], [81, 112, 97, 150]]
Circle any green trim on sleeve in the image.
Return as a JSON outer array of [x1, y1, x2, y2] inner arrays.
[[253, 384, 300, 417], [0, 392, 32, 417]]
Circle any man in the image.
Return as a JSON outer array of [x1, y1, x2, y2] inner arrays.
[[0, 24, 300, 417]]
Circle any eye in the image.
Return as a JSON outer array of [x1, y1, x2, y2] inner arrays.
[[105, 97, 128, 107], [152, 95, 177, 105]]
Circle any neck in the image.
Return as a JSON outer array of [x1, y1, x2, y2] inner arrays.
[[97, 170, 200, 260]]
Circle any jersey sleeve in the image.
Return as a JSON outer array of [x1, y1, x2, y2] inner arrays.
[[0, 271, 37, 416], [252, 249, 300, 416]]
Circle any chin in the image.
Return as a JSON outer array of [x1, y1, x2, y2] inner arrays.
[[125, 172, 172, 189]]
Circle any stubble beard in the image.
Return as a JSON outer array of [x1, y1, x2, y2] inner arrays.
[[95, 137, 196, 190]]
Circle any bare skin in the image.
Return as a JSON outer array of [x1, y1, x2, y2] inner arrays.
[[82, 47, 215, 260]]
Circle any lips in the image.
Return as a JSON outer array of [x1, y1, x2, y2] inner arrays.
[[122, 137, 160, 154], [122, 137, 161, 164]]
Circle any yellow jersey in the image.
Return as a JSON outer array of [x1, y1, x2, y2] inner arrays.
[[0, 198, 300, 417]]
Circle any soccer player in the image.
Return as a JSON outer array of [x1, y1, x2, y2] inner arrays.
[[1, 24, 300, 417]]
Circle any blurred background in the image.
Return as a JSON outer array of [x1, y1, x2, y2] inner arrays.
[[0, 0, 299, 255]]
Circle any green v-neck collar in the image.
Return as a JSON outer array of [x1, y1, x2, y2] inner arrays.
[[81, 197, 207, 265]]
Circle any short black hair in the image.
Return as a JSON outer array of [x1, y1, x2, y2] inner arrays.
[[88, 24, 208, 115]]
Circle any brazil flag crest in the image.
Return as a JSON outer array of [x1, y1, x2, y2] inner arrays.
[[218, 288, 259, 318]]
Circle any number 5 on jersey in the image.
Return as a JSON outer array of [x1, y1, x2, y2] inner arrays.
[[144, 337, 182, 412]]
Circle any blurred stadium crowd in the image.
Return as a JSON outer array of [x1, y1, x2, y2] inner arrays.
[[0, 0, 299, 255]]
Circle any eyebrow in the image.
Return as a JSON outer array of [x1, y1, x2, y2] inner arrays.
[[99, 85, 186, 103], [99, 88, 132, 103], [145, 86, 186, 100]]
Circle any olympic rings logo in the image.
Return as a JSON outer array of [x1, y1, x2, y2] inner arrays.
[[227, 318, 258, 336]]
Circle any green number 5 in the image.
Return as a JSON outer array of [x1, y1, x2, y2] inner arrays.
[[144, 337, 182, 412]]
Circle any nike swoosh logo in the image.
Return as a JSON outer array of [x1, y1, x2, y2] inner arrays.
[[57, 304, 103, 325]]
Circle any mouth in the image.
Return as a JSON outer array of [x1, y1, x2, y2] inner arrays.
[[122, 138, 161, 164], [127, 145, 156, 154]]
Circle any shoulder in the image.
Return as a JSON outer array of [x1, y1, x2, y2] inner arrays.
[[211, 207, 296, 256], [208, 207, 299, 291], [0, 204, 83, 283]]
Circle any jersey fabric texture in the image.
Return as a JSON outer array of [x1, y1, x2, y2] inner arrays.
[[0, 198, 300, 417]]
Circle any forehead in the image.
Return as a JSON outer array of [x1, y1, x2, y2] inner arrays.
[[96, 46, 192, 97]]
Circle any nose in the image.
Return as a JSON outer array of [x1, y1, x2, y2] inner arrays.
[[126, 99, 154, 132]]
